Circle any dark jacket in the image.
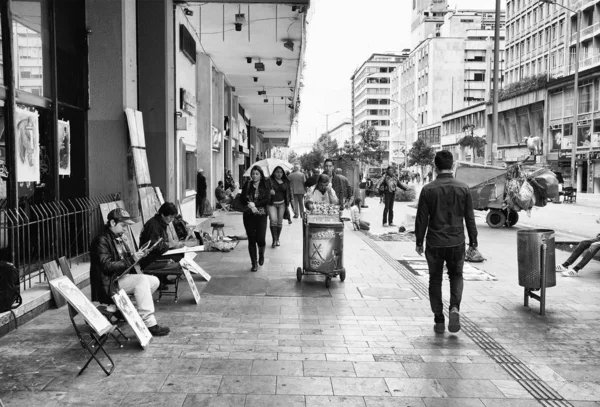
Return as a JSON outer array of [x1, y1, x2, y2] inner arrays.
[[305, 173, 319, 189], [415, 173, 478, 248], [269, 177, 293, 207], [90, 227, 135, 304], [138, 214, 171, 269], [196, 173, 207, 198], [241, 178, 271, 213], [376, 174, 408, 193]]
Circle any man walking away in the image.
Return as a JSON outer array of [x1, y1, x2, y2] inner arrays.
[[415, 151, 478, 334], [196, 169, 207, 218], [288, 164, 307, 218]]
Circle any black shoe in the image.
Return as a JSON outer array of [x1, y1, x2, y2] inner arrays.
[[293, 214, 299, 218], [258, 246, 265, 266], [271, 241, 276, 248], [251, 262, 258, 272], [148, 325, 170, 336]]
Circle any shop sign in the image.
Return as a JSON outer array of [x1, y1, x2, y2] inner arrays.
[[180, 88, 196, 116], [590, 151, 600, 160], [576, 153, 588, 160]]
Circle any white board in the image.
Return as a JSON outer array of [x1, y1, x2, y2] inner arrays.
[[49, 277, 112, 336], [111, 289, 152, 349], [180, 259, 201, 304], [179, 256, 211, 281]]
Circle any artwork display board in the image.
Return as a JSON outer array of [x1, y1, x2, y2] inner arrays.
[[112, 289, 152, 348], [181, 253, 211, 281], [14, 107, 40, 183], [138, 186, 161, 224], [58, 120, 70, 175], [49, 277, 113, 336], [179, 258, 201, 304], [125, 108, 151, 185], [43, 261, 67, 308]]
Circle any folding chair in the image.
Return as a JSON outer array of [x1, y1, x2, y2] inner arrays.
[[58, 256, 129, 347], [68, 303, 116, 376]]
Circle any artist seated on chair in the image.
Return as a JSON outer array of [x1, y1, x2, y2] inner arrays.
[[139, 202, 185, 277], [90, 208, 170, 336]]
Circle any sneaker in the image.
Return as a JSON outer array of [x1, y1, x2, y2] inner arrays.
[[383, 223, 388, 227], [448, 308, 461, 333], [434, 322, 445, 333], [561, 267, 579, 277], [556, 264, 569, 273], [389, 223, 396, 227], [148, 325, 170, 336]]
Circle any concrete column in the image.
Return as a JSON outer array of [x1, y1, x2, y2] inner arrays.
[[577, 163, 584, 193], [86, 0, 137, 211], [197, 54, 213, 207], [212, 71, 225, 191]]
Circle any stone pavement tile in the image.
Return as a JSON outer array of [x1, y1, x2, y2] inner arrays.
[[450, 363, 512, 380], [523, 364, 566, 381], [303, 361, 356, 377], [198, 359, 253, 375], [402, 363, 461, 379], [120, 392, 187, 407], [373, 354, 424, 363], [0, 391, 126, 407], [182, 350, 230, 359], [251, 360, 303, 376], [246, 394, 306, 407], [228, 352, 277, 360], [144, 358, 203, 374], [0, 371, 57, 392], [479, 399, 549, 407], [383, 378, 447, 397], [279, 352, 326, 361], [548, 364, 600, 382], [218, 375, 276, 395], [331, 377, 391, 396], [326, 353, 375, 362], [305, 395, 366, 407], [182, 393, 247, 407], [160, 374, 223, 393], [422, 398, 485, 406], [490, 380, 535, 399], [277, 376, 333, 395], [546, 380, 600, 401], [364, 396, 426, 406], [352, 361, 408, 378], [437, 379, 506, 398], [44, 372, 168, 395]]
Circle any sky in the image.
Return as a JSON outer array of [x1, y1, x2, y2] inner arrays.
[[293, 0, 501, 150]]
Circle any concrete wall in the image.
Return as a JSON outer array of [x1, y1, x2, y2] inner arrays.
[[86, 0, 135, 207], [197, 54, 214, 208]]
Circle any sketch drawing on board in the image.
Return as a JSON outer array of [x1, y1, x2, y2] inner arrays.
[[112, 289, 152, 348], [50, 276, 113, 335], [58, 120, 71, 175], [180, 259, 201, 304], [15, 107, 40, 183], [133, 148, 151, 185]]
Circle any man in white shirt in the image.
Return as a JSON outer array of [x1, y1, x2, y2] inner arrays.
[[309, 174, 338, 204]]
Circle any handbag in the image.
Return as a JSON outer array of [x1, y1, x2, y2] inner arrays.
[[246, 206, 266, 216]]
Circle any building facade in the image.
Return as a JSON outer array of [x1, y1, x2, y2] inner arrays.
[[328, 120, 352, 148]]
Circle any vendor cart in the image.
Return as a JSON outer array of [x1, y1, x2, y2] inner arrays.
[[454, 161, 559, 229], [297, 213, 346, 287]]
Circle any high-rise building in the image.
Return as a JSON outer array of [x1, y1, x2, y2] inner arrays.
[[350, 52, 408, 159], [411, 0, 449, 48], [328, 119, 352, 148]]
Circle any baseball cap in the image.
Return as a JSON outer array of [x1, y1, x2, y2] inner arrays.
[[107, 208, 134, 225]]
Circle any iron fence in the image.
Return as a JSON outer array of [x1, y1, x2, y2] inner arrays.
[[1, 194, 119, 291]]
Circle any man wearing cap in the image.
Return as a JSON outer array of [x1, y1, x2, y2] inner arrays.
[[139, 202, 185, 273], [196, 169, 207, 218], [90, 208, 170, 336]]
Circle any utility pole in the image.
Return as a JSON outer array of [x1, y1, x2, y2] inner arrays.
[[491, 0, 501, 166]]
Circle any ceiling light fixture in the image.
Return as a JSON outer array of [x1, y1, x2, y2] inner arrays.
[[253, 77, 258, 82], [184, 8, 194, 16], [287, 81, 292, 86], [276, 58, 282, 66], [264, 98, 269, 103], [255, 61, 265, 71], [235, 5, 246, 32], [291, 6, 298, 11], [283, 40, 294, 52], [246, 57, 252, 63]]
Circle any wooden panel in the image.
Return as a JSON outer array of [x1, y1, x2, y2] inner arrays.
[[180, 259, 201, 304], [138, 186, 161, 224], [43, 261, 67, 308], [129, 222, 143, 250], [57, 257, 74, 283], [112, 289, 152, 349]]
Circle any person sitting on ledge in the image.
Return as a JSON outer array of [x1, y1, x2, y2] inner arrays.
[[557, 218, 600, 277]]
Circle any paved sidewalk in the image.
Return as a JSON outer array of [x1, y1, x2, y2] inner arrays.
[[0, 201, 599, 406]]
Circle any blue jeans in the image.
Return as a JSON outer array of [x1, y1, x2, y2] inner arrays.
[[425, 244, 465, 323], [268, 202, 286, 227], [382, 192, 395, 224]]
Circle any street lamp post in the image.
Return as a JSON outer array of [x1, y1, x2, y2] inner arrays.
[[540, 0, 581, 189], [320, 110, 340, 137], [389, 99, 418, 169]]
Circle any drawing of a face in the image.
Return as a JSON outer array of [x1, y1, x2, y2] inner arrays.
[[18, 116, 35, 166]]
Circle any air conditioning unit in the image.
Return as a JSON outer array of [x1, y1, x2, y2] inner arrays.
[[550, 124, 562, 130], [578, 119, 591, 126], [497, 149, 505, 159]]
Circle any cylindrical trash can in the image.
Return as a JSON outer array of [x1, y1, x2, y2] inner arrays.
[[304, 221, 344, 274], [517, 229, 556, 289]]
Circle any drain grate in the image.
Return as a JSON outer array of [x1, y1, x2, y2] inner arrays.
[[359, 233, 573, 407]]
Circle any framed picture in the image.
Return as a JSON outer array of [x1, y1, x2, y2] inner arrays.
[[112, 289, 152, 348], [58, 120, 71, 176], [212, 126, 222, 151], [180, 259, 201, 304], [14, 107, 40, 183]]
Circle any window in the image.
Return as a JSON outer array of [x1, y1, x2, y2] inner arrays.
[[474, 73, 485, 81], [579, 82, 593, 113], [185, 151, 196, 191], [564, 86, 574, 116]]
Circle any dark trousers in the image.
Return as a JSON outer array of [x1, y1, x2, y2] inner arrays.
[[293, 194, 305, 217], [425, 244, 465, 322], [564, 236, 600, 270], [196, 194, 206, 217], [382, 192, 396, 224], [243, 213, 268, 253]]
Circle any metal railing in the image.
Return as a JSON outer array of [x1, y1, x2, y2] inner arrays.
[[0, 194, 119, 292]]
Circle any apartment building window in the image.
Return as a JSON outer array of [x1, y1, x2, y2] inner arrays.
[[552, 24, 557, 40], [533, 9, 537, 23], [579, 82, 593, 113], [559, 20, 564, 38], [595, 79, 600, 111], [564, 86, 574, 117]]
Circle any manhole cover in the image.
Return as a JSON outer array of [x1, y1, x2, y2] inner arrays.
[[358, 287, 420, 300]]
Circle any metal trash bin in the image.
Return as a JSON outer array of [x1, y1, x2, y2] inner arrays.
[[517, 229, 556, 289]]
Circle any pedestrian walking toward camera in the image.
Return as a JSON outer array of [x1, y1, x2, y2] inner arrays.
[[415, 150, 478, 334], [241, 166, 271, 272], [268, 166, 292, 248], [375, 165, 408, 227], [288, 164, 307, 218]]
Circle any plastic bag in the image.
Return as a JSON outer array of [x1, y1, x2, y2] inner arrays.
[[465, 246, 485, 262], [340, 208, 351, 221], [517, 181, 533, 202]]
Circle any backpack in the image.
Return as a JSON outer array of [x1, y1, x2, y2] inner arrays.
[[0, 261, 22, 313]]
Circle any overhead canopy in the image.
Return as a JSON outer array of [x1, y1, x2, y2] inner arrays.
[[193, 1, 308, 145]]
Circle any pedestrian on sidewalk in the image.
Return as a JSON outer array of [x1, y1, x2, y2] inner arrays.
[[350, 197, 370, 231], [241, 165, 271, 272], [415, 150, 478, 334], [557, 220, 600, 277], [375, 165, 408, 227], [90, 208, 170, 336], [268, 166, 292, 248], [196, 169, 207, 218], [288, 164, 307, 218]]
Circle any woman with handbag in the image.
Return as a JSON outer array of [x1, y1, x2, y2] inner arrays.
[[241, 166, 271, 271], [268, 166, 292, 248]]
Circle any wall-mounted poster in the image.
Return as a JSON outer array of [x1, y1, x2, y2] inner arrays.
[[561, 135, 573, 150], [15, 107, 40, 183], [592, 133, 600, 148], [550, 128, 563, 151], [58, 120, 70, 175], [212, 126, 222, 151]]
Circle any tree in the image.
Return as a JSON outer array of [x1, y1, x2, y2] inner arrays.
[[287, 150, 299, 164], [313, 133, 339, 158], [459, 124, 486, 163], [408, 138, 435, 182], [299, 149, 324, 172], [340, 123, 386, 165]]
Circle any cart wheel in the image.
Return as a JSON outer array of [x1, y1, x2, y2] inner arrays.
[[325, 276, 331, 288], [506, 211, 519, 227], [339, 270, 346, 282], [296, 267, 302, 282], [486, 210, 506, 228]]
